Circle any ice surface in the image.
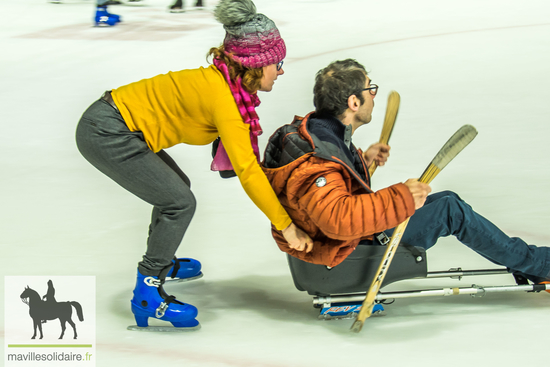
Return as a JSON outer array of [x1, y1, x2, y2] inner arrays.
[[2, 0, 550, 366]]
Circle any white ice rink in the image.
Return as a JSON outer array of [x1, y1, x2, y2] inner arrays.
[[2, 0, 550, 366]]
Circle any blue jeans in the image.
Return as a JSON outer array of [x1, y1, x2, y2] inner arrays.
[[75, 99, 196, 276], [383, 191, 550, 282]]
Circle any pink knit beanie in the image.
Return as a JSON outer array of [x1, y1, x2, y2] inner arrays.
[[214, 0, 286, 69]]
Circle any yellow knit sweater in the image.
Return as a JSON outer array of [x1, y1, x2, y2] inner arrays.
[[111, 65, 291, 230]]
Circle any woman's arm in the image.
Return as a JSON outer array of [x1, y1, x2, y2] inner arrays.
[[215, 108, 312, 250]]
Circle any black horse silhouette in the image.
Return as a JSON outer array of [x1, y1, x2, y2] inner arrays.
[[20, 281, 84, 340]]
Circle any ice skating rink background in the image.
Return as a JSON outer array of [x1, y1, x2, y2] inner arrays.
[[2, 0, 550, 366]]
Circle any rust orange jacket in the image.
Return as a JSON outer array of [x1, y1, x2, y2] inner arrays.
[[261, 113, 416, 267]]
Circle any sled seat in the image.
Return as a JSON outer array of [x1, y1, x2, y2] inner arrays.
[[287, 244, 428, 296]]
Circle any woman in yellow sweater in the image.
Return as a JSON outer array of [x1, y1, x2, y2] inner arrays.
[[75, 0, 312, 331]]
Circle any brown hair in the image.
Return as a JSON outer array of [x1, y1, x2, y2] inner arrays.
[[207, 45, 264, 93], [313, 59, 368, 118]]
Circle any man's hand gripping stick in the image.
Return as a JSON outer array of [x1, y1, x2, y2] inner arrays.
[[368, 91, 400, 177]]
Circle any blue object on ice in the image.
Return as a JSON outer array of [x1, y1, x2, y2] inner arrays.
[[166, 257, 203, 282], [95, 6, 121, 27], [130, 268, 199, 329], [319, 301, 385, 319]]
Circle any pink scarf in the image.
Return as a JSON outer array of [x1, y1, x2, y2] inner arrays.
[[211, 58, 263, 173]]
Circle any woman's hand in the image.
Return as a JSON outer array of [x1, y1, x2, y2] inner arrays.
[[281, 222, 314, 253]]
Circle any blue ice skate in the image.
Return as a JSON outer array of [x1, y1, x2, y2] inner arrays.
[[128, 268, 200, 332], [94, 6, 121, 27], [165, 257, 203, 283]]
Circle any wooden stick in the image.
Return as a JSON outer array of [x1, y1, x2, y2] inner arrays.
[[351, 125, 478, 333], [368, 91, 400, 177]]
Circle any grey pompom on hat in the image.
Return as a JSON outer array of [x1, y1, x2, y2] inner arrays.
[[214, 0, 257, 26], [214, 0, 286, 69]]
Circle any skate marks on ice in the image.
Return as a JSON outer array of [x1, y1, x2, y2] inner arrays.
[[287, 22, 550, 63], [14, 8, 216, 41]]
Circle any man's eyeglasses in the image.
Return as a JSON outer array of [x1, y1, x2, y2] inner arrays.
[[276, 60, 284, 71], [363, 84, 378, 96]]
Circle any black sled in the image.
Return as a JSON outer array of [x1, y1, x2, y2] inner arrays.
[[287, 244, 549, 320]]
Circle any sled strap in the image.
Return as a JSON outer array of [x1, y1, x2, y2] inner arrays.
[[376, 232, 423, 263]]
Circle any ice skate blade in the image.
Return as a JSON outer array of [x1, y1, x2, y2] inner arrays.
[[165, 272, 203, 283], [169, 7, 211, 13], [319, 309, 385, 321], [186, 6, 211, 11], [127, 324, 201, 332], [319, 312, 357, 321], [94, 21, 120, 27]]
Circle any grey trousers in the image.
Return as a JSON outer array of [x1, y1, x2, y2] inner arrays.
[[75, 99, 196, 276]]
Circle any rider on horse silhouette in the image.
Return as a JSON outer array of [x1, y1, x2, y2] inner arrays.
[[20, 281, 84, 340]]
